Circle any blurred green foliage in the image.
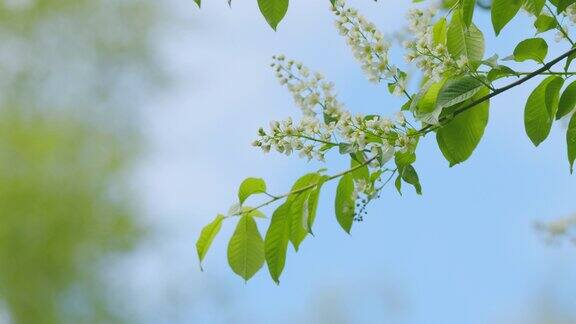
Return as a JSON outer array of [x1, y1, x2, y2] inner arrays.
[[0, 0, 165, 322], [0, 108, 142, 324]]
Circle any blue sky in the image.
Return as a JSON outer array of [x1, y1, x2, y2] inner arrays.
[[129, 1, 576, 323]]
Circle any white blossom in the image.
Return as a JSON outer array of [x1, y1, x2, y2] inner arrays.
[[403, 8, 468, 81], [332, 0, 406, 88], [255, 55, 418, 164]]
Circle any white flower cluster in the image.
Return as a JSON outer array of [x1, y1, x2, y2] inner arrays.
[[331, 0, 406, 94], [252, 56, 417, 162], [270, 55, 344, 117], [565, 4, 576, 25], [403, 8, 468, 81]]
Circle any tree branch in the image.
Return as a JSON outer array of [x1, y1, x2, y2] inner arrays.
[[419, 47, 576, 134]]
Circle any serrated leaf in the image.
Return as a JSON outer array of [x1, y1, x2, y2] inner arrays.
[[513, 38, 548, 63], [447, 12, 485, 66], [567, 112, 576, 173], [437, 76, 484, 109], [196, 214, 224, 269], [557, 80, 576, 119], [264, 202, 291, 284], [524, 76, 564, 146], [491, 0, 524, 35], [238, 177, 267, 204], [335, 173, 355, 234], [436, 88, 490, 166], [227, 215, 265, 282], [257, 0, 289, 31]]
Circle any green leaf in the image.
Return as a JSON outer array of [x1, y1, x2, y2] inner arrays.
[[513, 38, 548, 63], [257, 0, 289, 31], [306, 177, 325, 234], [436, 76, 484, 109], [433, 18, 448, 45], [557, 0, 576, 13], [524, 76, 564, 146], [491, 0, 524, 35], [557, 80, 576, 119], [525, 0, 546, 16], [264, 202, 291, 284], [227, 215, 265, 282], [196, 214, 224, 269], [193, 0, 201, 8], [447, 12, 485, 66], [350, 154, 369, 182], [565, 49, 576, 72], [238, 206, 267, 218], [436, 88, 490, 166], [487, 65, 518, 81], [400, 165, 423, 195], [286, 173, 322, 250], [461, 0, 476, 27], [335, 173, 355, 234], [534, 14, 558, 33], [238, 177, 267, 204], [415, 79, 447, 114], [394, 174, 402, 195], [567, 112, 576, 173]]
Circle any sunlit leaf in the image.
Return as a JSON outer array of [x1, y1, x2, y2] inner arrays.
[[534, 14, 558, 33], [447, 11, 485, 66], [513, 38, 548, 63], [436, 88, 490, 166], [461, 0, 476, 27], [436, 76, 484, 110], [196, 214, 224, 269], [432, 18, 448, 45], [286, 173, 322, 250], [227, 214, 265, 282], [335, 173, 355, 234], [264, 202, 291, 284], [238, 177, 267, 204]]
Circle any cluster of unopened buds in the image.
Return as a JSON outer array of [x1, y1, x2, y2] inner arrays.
[[403, 8, 469, 81]]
